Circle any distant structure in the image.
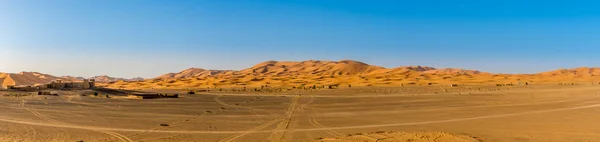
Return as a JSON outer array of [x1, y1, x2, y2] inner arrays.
[[6, 79, 95, 91], [46, 79, 95, 89]]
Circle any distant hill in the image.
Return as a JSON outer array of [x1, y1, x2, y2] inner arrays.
[[60, 76, 86, 81], [0, 72, 144, 88], [103, 60, 500, 89], [155, 68, 233, 79], [154, 60, 486, 80], [7, 60, 600, 89], [90, 75, 144, 83], [538, 67, 600, 76], [0, 72, 63, 88], [237, 60, 385, 76]]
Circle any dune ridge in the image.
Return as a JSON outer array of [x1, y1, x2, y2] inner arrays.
[[155, 68, 233, 79], [104, 60, 600, 89], [5, 60, 600, 89], [0, 72, 64, 88], [90, 75, 144, 83], [0, 72, 142, 88]]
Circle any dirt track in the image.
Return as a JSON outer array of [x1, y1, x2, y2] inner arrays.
[[2, 85, 600, 141]]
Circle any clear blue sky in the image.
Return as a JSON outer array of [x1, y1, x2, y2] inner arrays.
[[2, 0, 600, 78]]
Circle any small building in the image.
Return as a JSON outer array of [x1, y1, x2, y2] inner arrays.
[[47, 79, 95, 89], [7, 85, 40, 91], [128, 93, 179, 99]]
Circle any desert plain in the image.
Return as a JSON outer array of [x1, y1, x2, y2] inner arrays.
[[3, 60, 600, 142], [2, 84, 600, 142]]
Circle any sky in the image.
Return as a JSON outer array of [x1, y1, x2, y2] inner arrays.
[[2, 0, 600, 78]]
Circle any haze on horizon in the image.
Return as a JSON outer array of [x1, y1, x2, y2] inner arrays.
[[2, 0, 600, 78]]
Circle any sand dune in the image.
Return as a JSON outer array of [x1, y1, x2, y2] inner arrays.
[[6, 60, 600, 89], [0, 72, 62, 88], [538, 67, 600, 76], [101, 60, 600, 89], [0, 73, 141, 88], [155, 68, 232, 79], [238, 60, 385, 76], [60, 76, 86, 81], [91, 75, 144, 83]]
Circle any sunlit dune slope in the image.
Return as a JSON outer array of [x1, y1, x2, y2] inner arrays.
[[0, 72, 64, 88], [6, 60, 600, 90], [102, 60, 600, 89], [0, 72, 139, 88]]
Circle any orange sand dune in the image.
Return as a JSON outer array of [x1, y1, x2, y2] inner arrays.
[[5, 60, 599, 89], [0, 72, 141, 88], [155, 68, 233, 79], [0, 72, 63, 88], [102, 60, 600, 89]]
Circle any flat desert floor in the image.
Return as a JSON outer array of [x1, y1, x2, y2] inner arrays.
[[2, 85, 600, 142]]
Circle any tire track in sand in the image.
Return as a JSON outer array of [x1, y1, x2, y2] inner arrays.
[[214, 95, 274, 115], [297, 95, 343, 139], [307, 109, 342, 137], [3, 99, 600, 135], [20, 100, 133, 142], [302, 95, 343, 137], [17, 100, 42, 141], [215, 95, 283, 142], [267, 95, 300, 141], [129, 112, 208, 140], [219, 119, 282, 142], [65, 96, 118, 109]]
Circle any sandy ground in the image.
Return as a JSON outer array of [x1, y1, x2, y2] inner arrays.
[[2, 85, 600, 141]]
